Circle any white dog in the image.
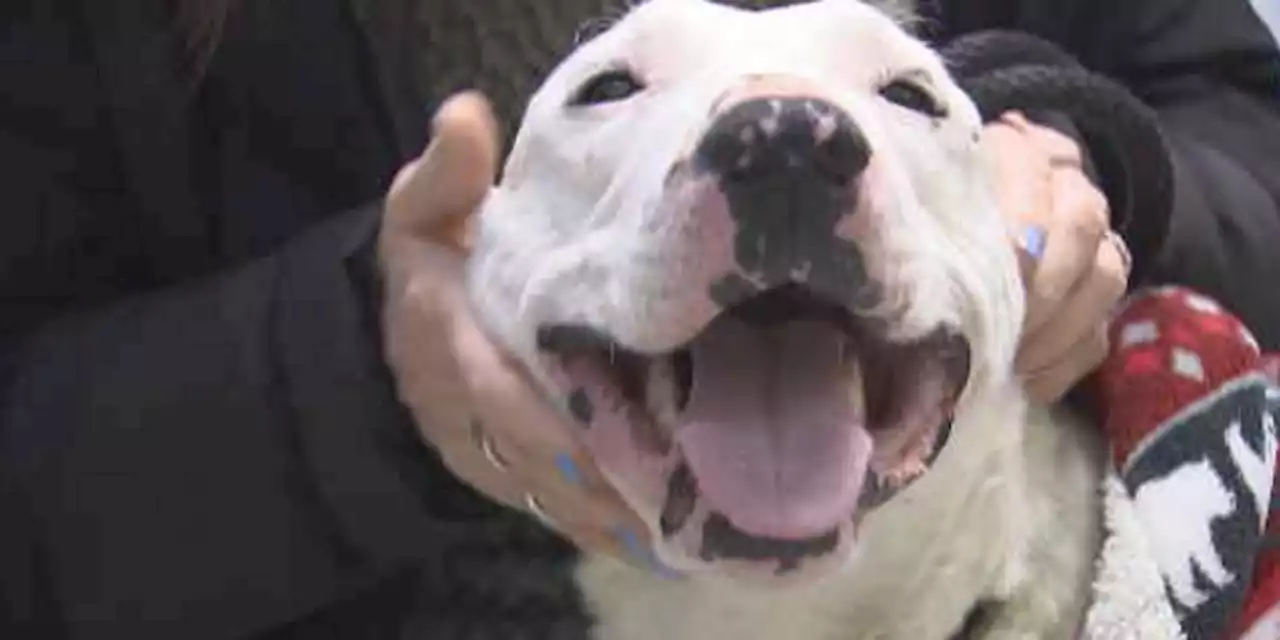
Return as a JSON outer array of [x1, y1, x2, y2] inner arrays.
[[466, 0, 1106, 637]]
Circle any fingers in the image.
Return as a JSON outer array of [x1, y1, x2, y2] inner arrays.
[[1005, 112, 1081, 167], [379, 95, 661, 572], [981, 114, 1054, 276], [421, 372, 657, 568], [1023, 167, 1111, 334], [437, 304, 657, 563], [470, 423, 643, 534], [385, 92, 502, 243], [1022, 322, 1109, 403], [449, 313, 637, 515], [378, 93, 665, 574], [1016, 234, 1129, 390], [987, 111, 1130, 402], [436, 411, 659, 570], [995, 113, 1112, 334]]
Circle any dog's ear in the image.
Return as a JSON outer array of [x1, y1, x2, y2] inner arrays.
[[384, 91, 502, 253]]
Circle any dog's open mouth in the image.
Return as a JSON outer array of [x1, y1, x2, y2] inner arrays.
[[536, 284, 971, 576]]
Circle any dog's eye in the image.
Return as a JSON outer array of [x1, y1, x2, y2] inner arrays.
[[569, 69, 645, 106], [878, 79, 947, 118]]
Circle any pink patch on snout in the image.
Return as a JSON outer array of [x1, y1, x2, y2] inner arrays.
[[672, 176, 739, 283], [834, 158, 884, 244], [633, 172, 746, 345]]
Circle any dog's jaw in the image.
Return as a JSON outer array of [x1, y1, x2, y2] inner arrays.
[[466, 0, 1026, 585]]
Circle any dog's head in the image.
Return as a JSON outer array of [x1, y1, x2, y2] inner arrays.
[[467, 0, 1026, 583]]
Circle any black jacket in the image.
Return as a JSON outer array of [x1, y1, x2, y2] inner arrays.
[[1, 0, 1278, 637]]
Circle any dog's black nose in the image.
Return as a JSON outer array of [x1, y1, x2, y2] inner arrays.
[[694, 97, 870, 187], [690, 96, 873, 303]]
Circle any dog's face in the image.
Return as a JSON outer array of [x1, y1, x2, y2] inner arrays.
[[468, 0, 1026, 584]]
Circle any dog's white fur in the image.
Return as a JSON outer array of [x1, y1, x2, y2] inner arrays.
[[466, 0, 1106, 637], [578, 401, 1102, 640]]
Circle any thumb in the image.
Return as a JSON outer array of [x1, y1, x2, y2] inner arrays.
[[384, 91, 502, 244]]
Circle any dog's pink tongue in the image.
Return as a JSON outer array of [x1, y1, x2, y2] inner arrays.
[[677, 318, 872, 540]]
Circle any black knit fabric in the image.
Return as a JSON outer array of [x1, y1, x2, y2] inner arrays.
[[938, 31, 1172, 286]]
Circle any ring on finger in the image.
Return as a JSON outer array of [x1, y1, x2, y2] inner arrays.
[[1102, 230, 1132, 274], [524, 493, 555, 527], [1047, 154, 1081, 169], [471, 420, 508, 471]]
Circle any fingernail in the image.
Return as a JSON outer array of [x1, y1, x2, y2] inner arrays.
[[650, 561, 684, 581], [614, 526, 643, 556], [1019, 225, 1047, 260], [613, 526, 683, 580], [555, 453, 584, 487]]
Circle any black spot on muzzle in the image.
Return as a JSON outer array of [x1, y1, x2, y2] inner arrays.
[[699, 512, 840, 575], [693, 97, 874, 308]]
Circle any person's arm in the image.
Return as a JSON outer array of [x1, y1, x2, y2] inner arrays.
[[0, 469, 65, 638], [0, 0, 412, 378], [0, 2, 149, 376], [0, 203, 448, 639], [1028, 0, 1280, 348]]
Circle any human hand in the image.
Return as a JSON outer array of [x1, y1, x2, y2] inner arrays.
[[982, 111, 1132, 403], [377, 92, 665, 573]]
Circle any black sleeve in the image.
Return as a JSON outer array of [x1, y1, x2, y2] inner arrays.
[[1047, 0, 1280, 348], [0, 0, 153, 370], [0, 0, 413, 378], [0, 468, 65, 638], [1114, 0, 1280, 350], [0, 206, 452, 639]]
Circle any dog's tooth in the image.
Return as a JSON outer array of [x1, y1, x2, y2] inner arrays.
[[661, 463, 698, 537], [646, 357, 678, 424], [672, 349, 693, 413], [847, 355, 867, 417]]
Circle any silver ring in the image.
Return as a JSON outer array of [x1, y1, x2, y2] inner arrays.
[[1104, 230, 1132, 274], [471, 421, 508, 471], [1047, 154, 1081, 169], [524, 493, 555, 527]]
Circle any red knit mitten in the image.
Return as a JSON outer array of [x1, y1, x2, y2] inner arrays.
[[1091, 286, 1278, 640], [1094, 286, 1263, 472]]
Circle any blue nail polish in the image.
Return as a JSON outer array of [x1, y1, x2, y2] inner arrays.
[[1020, 225, 1047, 260], [614, 526, 643, 554], [555, 453, 584, 487], [614, 526, 683, 580], [649, 560, 684, 581]]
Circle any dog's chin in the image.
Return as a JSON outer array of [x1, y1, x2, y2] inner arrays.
[[535, 284, 971, 583]]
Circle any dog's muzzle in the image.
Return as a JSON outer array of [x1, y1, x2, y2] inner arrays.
[[536, 89, 971, 582]]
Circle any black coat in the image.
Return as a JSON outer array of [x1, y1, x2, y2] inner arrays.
[[2, 0, 1278, 637]]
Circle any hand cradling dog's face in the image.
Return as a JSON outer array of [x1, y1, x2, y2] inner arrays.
[[467, 0, 1026, 584]]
